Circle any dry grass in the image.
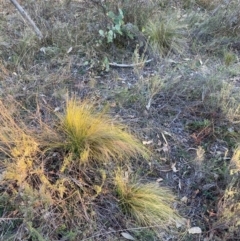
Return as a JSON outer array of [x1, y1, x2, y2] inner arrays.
[[216, 83, 240, 124], [195, 0, 221, 10], [215, 146, 240, 239], [0, 0, 94, 72], [1, 0, 240, 240], [144, 14, 188, 56], [115, 169, 180, 227], [118, 0, 160, 30], [192, 1, 240, 48], [0, 97, 153, 240], [59, 98, 149, 164], [0, 100, 56, 239], [0, 100, 40, 185]]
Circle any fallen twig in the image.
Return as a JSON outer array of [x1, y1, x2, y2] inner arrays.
[[9, 0, 43, 40], [109, 58, 153, 68]]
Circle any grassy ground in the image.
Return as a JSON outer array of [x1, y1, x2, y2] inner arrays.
[[0, 0, 240, 240]]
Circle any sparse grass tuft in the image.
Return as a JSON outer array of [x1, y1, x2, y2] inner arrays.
[[213, 82, 240, 125], [192, 1, 240, 47], [115, 169, 179, 227], [224, 50, 236, 66], [144, 14, 188, 56], [119, 0, 160, 30], [60, 98, 149, 164], [215, 145, 240, 239], [195, 0, 220, 10]]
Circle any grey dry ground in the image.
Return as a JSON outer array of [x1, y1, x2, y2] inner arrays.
[[0, 0, 240, 240]]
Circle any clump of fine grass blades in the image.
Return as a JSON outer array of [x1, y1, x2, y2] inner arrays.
[[195, 0, 221, 10], [215, 146, 240, 239], [60, 99, 149, 164], [115, 170, 179, 227], [0, 98, 150, 239], [224, 50, 236, 66], [192, 1, 240, 46], [212, 81, 240, 125], [118, 0, 160, 29], [144, 14, 188, 56]]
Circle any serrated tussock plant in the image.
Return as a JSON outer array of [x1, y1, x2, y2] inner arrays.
[[115, 170, 180, 227], [60, 98, 149, 164]]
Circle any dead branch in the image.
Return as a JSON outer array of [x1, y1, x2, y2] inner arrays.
[[9, 0, 43, 40], [109, 59, 153, 68]]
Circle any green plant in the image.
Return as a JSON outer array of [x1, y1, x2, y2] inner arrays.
[[224, 50, 236, 66], [187, 119, 211, 130], [101, 56, 110, 71], [115, 169, 180, 227], [95, 0, 160, 31], [98, 8, 126, 44]]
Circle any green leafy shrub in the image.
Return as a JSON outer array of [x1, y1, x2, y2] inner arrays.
[[98, 9, 126, 44]]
